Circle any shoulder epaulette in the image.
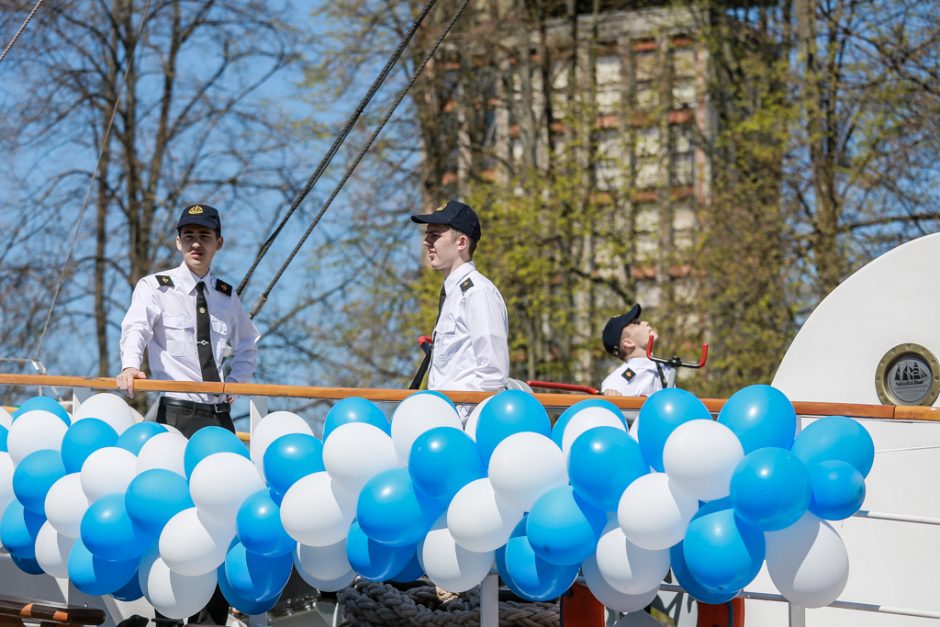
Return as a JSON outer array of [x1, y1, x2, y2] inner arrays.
[[460, 278, 474, 293], [215, 279, 233, 296], [155, 275, 174, 288], [622, 368, 636, 382]]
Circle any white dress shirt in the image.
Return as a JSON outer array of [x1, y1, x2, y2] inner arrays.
[[120, 262, 261, 403], [428, 261, 509, 392], [601, 357, 673, 397]]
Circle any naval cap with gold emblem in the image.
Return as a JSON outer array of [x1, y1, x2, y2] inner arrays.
[[410, 200, 481, 242], [177, 204, 222, 235]]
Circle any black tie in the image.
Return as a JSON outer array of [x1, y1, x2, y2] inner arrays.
[[195, 281, 221, 383], [409, 284, 446, 389]]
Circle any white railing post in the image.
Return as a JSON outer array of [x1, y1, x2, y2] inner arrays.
[[789, 604, 806, 627], [480, 572, 498, 627], [247, 396, 268, 627]]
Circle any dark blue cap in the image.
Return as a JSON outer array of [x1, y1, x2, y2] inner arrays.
[[411, 200, 481, 242], [177, 204, 221, 235], [602, 304, 642, 355]]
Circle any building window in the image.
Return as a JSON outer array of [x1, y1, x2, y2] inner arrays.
[[671, 125, 695, 186]]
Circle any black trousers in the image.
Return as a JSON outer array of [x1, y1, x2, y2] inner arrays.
[[154, 396, 235, 626]]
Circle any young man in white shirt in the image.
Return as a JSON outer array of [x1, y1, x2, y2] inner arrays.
[[116, 204, 260, 437], [600, 304, 672, 396], [410, 200, 509, 394]]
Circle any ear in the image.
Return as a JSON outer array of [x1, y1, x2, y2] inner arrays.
[[621, 335, 637, 354], [175, 234, 183, 253], [217, 235, 224, 250], [455, 232, 470, 252]]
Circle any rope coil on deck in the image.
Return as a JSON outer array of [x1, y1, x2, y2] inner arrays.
[[337, 580, 560, 626]]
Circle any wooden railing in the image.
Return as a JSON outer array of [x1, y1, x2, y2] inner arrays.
[[1, 373, 940, 421]]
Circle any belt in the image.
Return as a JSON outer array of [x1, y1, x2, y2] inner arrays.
[[159, 396, 230, 414]]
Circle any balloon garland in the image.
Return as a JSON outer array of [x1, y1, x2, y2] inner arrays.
[[0, 387, 872, 617]]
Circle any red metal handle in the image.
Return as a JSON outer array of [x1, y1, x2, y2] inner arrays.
[[527, 380, 599, 395]]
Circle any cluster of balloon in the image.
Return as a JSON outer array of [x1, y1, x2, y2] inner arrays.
[[0, 385, 872, 615]]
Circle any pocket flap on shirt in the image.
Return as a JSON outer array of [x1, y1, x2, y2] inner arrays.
[[163, 314, 193, 330], [210, 317, 229, 335], [436, 315, 457, 335]]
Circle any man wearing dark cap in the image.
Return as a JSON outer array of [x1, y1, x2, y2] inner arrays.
[[410, 200, 509, 398], [600, 304, 672, 396], [117, 204, 260, 436]]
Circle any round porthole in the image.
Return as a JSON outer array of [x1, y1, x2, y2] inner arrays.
[[875, 343, 940, 406]]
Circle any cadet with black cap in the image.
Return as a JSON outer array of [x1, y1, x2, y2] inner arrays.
[[117, 203, 260, 624], [409, 200, 509, 400], [600, 303, 673, 396]]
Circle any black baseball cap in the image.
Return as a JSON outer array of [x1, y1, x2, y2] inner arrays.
[[177, 204, 221, 235], [410, 200, 482, 242], [602, 304, 642, 355]]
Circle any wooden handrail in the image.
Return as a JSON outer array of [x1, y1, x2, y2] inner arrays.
[[0, 597, 105, 625], [0, 373, 937, 421]]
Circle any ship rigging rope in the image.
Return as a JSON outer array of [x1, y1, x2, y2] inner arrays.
[[0, 0, 45, 63], [235, 0, 440, 298], [246, 0, 471, 319], [32, 0, 155, 362]]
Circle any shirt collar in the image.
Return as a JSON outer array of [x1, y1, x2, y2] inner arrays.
[[625, 356, 660, 371], [174, 261, 213, 295], [443, 261, 476, 297]]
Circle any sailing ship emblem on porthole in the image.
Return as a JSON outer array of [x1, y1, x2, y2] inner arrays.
[[875, 343, 940, 406]]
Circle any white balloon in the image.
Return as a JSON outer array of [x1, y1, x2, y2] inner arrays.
[[189, 452, 265, 523], [7, 410, 69, 464], [595, 521, 670, 595], [420, 517, 494, 593], [294, 539, 351, 582], [45, 473, 89, 538], [250, 411, 313, 480], [464, 396, 494, 441], [0, 452, 14, 514], [663, 420, 743, 502], [140, 547, 218, 619], [766, 513, 849, 608], [159, 507, 234, 577], [618, 473, 698, 551], [35, 522, 75, 578], [137, 431, 188, 477], [293, 564, 356, 593], [280, 471, 356, 547], [322, 423, 398, 495], [391, 392, 462, 466], [73, 393, 135, 434], [561, 407, 627, 458], [447, 478, 523, 553], [582, 553, 660, 614], [80, 446, 138, 501], [0, 406, 12, 430], [489, 433, 567, 512]]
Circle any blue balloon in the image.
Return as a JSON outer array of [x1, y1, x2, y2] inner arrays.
[[791, 416, 874, 477], [81, 494, 153, 562], [390, 550, 424, 583], [497, 518, 579, 602], [323, 397, 390, 439], [670, 542, 741, 604], [236, 490, 295, 557], [568, 427, 648, 511], [220, 541, 293, 606], [408, 427, 484, 503], [807, 460, 865, 520], [11, 553, 44, 575], [184, 426, 248, 478], [263, 433, 324, 495], [718, 385, 796, 453], [13, 396, 70, 424], [111, 571, 144, 601], [526, 486, 605, 566], [637, 388, 711, 471], [346, 520, 416, 581], [551, 399, 626, 448], [62, 418, 119, 473], [0, 425, 8, 452], [12, 449, 66, 515], [115, 422, 167, 455], [1, 500, 44, 556], [730, 447, 810, 531], [476, 390, 551, 465], [68, 539, 138, 595], [125, 469, 194, 537], [357, 468, 443, 547], [682, 500, 765, 592], [218, 571, 282, 615]]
